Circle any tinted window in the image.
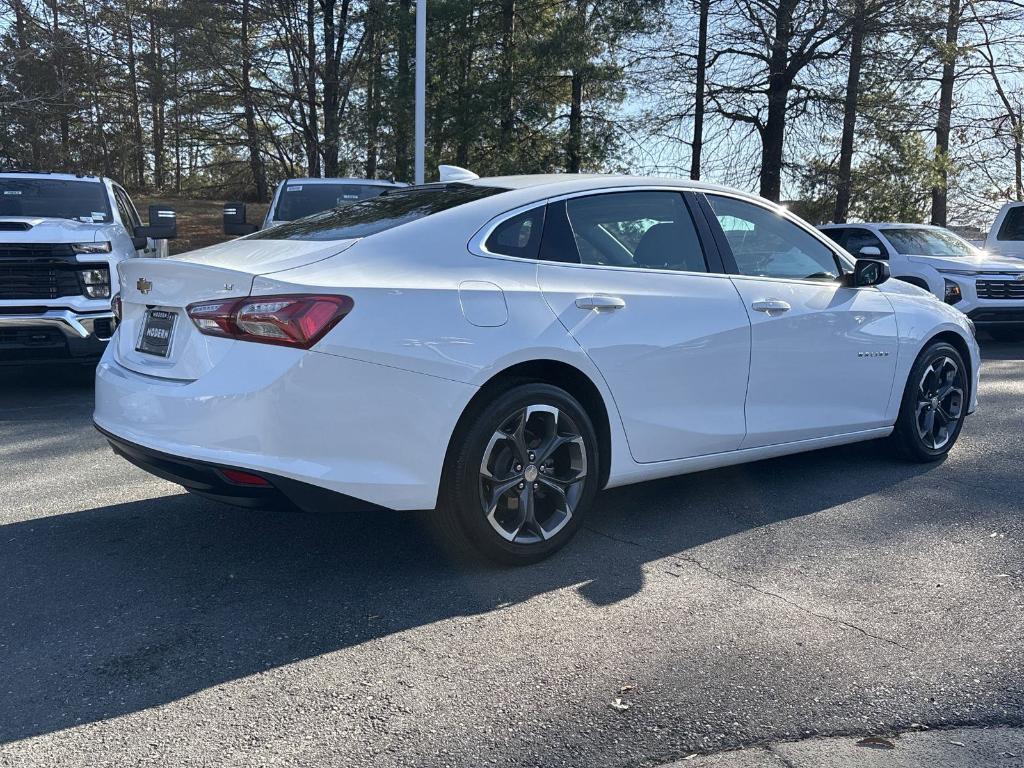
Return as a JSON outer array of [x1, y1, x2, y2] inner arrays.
[[113, 186, 141, 229], [554, 191, 707, 272], [485, 207, 545, 259], [272, 183, 392, 222], [708, 195, 842, 280], [997, 206, 1024, 241], [843, 228, 886, 257], [251, 184, 507, 241], [0, 178, 113, 222], [880, 227, 974, 257]]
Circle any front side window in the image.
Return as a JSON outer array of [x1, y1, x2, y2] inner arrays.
[[996, 206, 1024, 242], [250, 184, 507, 241], [272, 183, 393, 222], [708, 195, 843, 280], [113, 186, 141, 229], [879, 227, 974, 257], [547, 191, 707, 272], [0, 178, 113, 223]]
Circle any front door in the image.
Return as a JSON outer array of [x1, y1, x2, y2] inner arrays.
[[536, 190, 752, 463], [704, 193, 899, 448]]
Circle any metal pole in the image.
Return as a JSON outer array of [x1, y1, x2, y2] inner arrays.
[[414, 0, 426, 185]]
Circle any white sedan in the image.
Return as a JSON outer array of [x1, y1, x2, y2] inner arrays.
[[94, 175, 980, 564]]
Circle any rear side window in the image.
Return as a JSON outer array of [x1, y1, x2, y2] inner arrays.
[[251, 184, 507, 241], [997, 206, 1024, 241], [539, 191, 708, 272], [484, 207, 545, 259]]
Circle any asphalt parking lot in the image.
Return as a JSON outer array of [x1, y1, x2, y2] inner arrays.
[[1, 341, 1022, 767]]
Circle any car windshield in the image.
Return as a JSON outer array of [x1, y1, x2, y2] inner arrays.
[[0, 177, 113, 222], [252, 183, 508, 241], [880, 227, 974, 257], [271, 182, 394, 222]]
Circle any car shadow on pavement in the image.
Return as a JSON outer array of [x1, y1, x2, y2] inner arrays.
[[0, 437, 938, 745]]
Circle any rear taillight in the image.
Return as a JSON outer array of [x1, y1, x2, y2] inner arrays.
[[186, 294, 353, 348]]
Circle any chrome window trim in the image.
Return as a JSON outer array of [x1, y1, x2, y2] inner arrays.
[[467, 185, 724, 278]]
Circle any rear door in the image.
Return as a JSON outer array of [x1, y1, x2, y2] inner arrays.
[[702, 193, 898, 448], [535, 189, 751, 463]]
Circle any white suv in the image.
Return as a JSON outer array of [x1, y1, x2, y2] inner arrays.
[[0, 171, 176, 364], [223, 177, 404, 235], [820, 222, 1024, 341]]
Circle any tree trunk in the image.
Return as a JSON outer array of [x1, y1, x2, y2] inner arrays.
[[690, 0, 709, 180], [498, 0, 516, 155], [321, 0, 340, 176], [931, 0, 960, 226], [241, 0, 268, 200], [566, 70, 583, 173], [394, 0, 412, 181], [305, 0, 321, 176], [834, 0, 865, 222], [125, 2, 146, 188], [364, 0, 381, 178], [149, 8, 165, 189], [758, 0, 795, 202]]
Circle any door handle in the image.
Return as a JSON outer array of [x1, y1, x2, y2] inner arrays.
[[575, 295, 626, 311], [751, 299, 791, 313]]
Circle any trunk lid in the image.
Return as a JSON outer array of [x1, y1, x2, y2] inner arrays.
[[114, 238, 356, 380]]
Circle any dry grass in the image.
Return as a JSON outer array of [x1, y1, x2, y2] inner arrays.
[[136, 197, 270, 256]]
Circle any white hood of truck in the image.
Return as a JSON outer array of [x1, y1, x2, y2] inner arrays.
[[173, 236, 358, 274], [0, 216, 117, 243], [908, 251, 1024, 273]]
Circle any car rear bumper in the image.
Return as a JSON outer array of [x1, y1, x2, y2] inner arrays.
[[0, 308, 115, 364], [97, 424, 386, 512], [93, 344, 477, 511]]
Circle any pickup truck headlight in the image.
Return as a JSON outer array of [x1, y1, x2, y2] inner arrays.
[[79, 267, 111, 299], [71, 241, 112, 254], [943, 279, 963, 304]]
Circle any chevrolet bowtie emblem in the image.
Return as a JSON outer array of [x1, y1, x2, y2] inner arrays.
[[137, 278, 152, 294]]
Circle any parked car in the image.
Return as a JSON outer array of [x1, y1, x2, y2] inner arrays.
[[0, 170, 176, 364], [985, 201, 1024, 260], [820, 222, 1024, 341], [95, 174, 979, 564], [223, 177, 404, 235]]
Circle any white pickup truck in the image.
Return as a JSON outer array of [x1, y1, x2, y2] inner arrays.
[[0, 171, 176, 364], [985, 201, 1024, 260]]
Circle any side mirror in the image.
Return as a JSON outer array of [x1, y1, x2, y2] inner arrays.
[[850, 258, 890, 287], [224, 201, 259, 236], [858, 245, 884, 259], [134, 204, 177, 241]]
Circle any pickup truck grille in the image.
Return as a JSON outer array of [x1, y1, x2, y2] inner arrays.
[[976, 279, 1024, 300], [0, 243, 84, 300]]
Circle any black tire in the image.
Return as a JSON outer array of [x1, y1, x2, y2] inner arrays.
[[890, 341, 969, 462], [435, 382, 600, 565], [987, 327, 1024, 342]]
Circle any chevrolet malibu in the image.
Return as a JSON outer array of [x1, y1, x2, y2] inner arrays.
[[94, 175, 980, 564]]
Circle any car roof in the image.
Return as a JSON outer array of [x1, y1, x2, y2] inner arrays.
[[281, 177, 403, 186], [461, 173, 740, 196], [820, 222, 945, 230], [0, 171, 106, 183]]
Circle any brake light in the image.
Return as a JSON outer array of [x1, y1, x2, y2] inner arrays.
[[186, 294, 353, 348]]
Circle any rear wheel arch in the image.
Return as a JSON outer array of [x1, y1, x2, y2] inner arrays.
[[445, 359, 613, 491]]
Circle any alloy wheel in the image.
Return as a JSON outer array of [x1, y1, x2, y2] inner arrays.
[[479, 404, 588, 545], [915, 355, 964, 451]]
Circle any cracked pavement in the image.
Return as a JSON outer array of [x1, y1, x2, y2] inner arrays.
[[1, 340, 1022, 767]]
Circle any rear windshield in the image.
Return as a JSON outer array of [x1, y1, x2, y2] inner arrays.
[[880, 227, 974, 257], [252, 183, 507, 241], [0, 178, 113, 222], [272, 182, 393, 222]]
